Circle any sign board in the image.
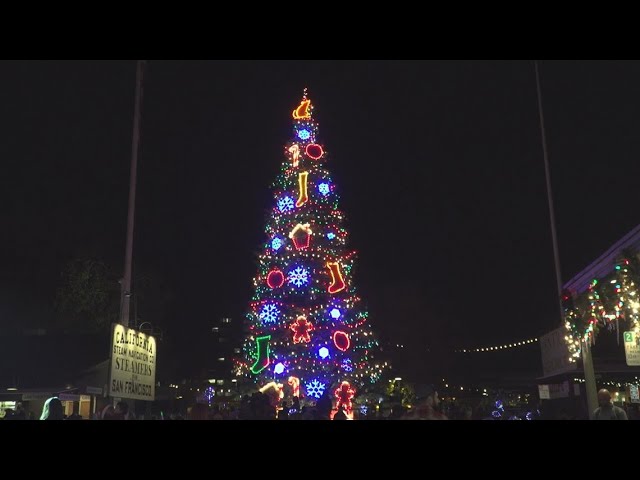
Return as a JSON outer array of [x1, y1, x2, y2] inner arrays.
[[624, 331, 640, 366], [58, 394, 90, 402], [58, 394, 80, 402], [21, 392, 53, 401], [538, 384, 550, 400], [540, 326, 577, 377], [85, 386, 103, 395], [629, 385, 640, 404], [538, 381, 571, 400], [108, 323, 156, 401]]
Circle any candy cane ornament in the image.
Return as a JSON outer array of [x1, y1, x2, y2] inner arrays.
[[288, 144, 300, 168]]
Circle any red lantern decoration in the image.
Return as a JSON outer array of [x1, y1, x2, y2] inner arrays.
[[267, 269, 285, 289], [333, 331, 350, 352], [305, 144, 323, 160]]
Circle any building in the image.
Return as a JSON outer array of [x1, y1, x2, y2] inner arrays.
[[537, 223, 640, 418], [205, 317, 242, 399]]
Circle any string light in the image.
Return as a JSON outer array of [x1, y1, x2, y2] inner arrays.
[[455, 337, 539, 353], [564, 254, 640, 362]]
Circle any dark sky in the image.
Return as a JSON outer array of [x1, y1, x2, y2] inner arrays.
[[2, 60, 639, 379]]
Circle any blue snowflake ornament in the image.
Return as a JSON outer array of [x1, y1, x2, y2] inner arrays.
[[305, 379, 326, 399]]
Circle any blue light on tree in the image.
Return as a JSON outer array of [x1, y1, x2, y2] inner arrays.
[[305, 379, 326, 398], [271, 237, 283, 251], [326, 232, 336, 240], [277, 196, 295, 213], [330, 308, 341, 319], [318, 347, 330, 359], [360, 405, 368, 415], [288, 266, 310, 288], [274, 362, 285, 374], [297, 129, 311, 140], [317, 182, 331, 196], [341, 359, 353, 373], [259, 303, 280, 324]]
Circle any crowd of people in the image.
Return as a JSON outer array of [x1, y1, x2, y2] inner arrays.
[[1, 386, 636, 420]]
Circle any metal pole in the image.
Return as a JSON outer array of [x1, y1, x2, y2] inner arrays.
[[534, 60, 598, 419], [534, 60, 564, 324], [120, 60, 146, 328]]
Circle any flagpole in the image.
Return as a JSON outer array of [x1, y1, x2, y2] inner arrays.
[[120, 60, 145, 328], [534, 60, 597, 419]]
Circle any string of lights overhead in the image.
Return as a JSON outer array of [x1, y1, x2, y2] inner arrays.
[[454, 337, 538, 353]]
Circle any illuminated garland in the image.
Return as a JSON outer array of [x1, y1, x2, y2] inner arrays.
[[454, 337, 538, 353], [238, 92, 389, 393], [563, 252, 640, 362], [613, 258, 640, 332]]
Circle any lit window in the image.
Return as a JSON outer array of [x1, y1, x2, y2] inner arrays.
[[218, 358, 225, 361], [211, 327, 219, 332], [216, 380, 224, 385], [0, 401, 17, 419], [222, 318, 232, 324]]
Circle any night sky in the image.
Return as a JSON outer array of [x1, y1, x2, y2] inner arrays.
[[2, 60, 639, 380]]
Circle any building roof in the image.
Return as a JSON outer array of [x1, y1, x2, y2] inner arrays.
[[564, 223, 640, 294]]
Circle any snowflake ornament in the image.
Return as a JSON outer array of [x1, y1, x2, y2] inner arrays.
[[288, 266, 310, 287], [278, 196, 295, 213], [305, 379, 326, 399], [271, 237, 283, 251], [318, 182, 331, 196], [259, 303, 280, 324]]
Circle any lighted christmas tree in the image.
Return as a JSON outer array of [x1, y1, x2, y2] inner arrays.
[[237, 90, 388, 418]]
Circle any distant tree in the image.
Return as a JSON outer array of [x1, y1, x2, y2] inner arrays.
[[54, 255, 174, 334], [131, 270, 174, 332], [54, 256, 120, 332], [386, 379, 416, 407]]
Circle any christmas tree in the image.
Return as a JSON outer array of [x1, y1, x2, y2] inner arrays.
[[237, 90, 388, 418]]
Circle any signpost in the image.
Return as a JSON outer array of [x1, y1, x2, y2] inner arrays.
[[108, 323, 156, 401]]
